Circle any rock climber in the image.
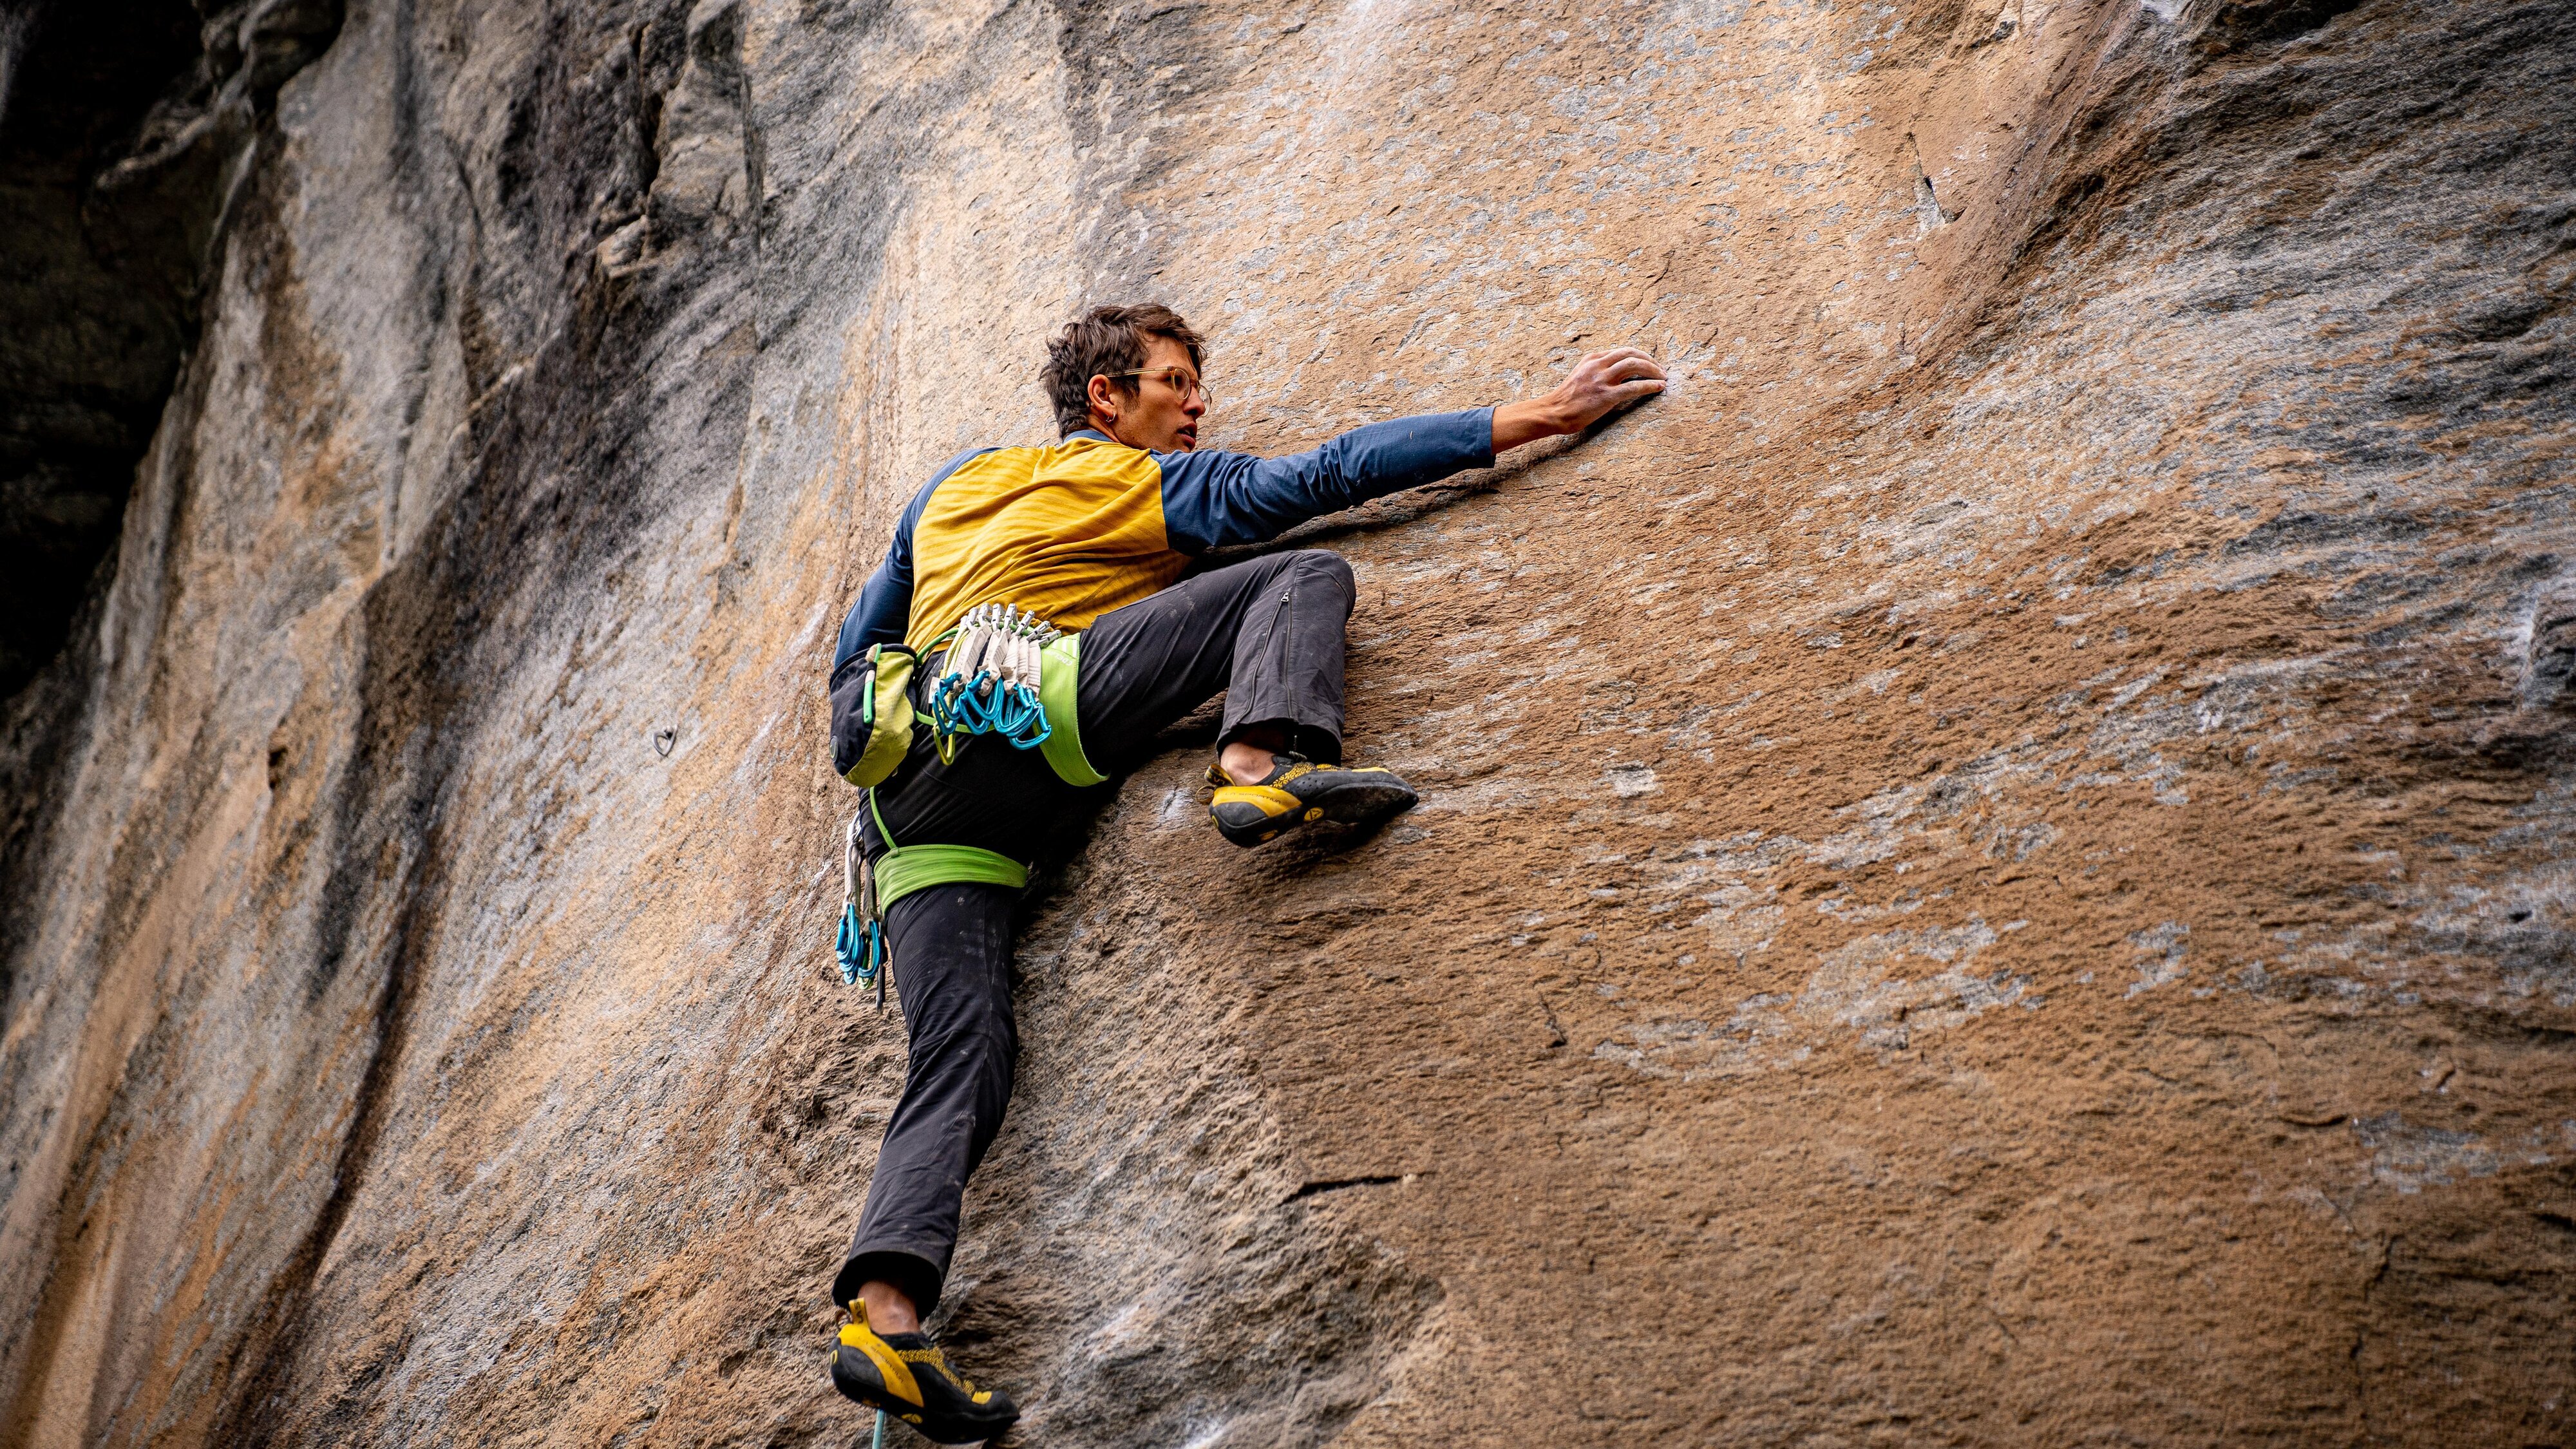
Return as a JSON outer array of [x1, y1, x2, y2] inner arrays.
[[821, 303, 1664, 1441]]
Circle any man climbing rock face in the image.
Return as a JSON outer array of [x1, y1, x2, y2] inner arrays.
[[822, 303, 1663, 1441]]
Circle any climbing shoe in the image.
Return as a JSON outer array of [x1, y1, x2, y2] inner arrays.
[[1208, 753, 1418, 848], [828, 1303, 1019, 1444]]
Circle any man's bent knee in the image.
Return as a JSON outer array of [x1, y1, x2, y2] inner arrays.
[[1291, 547, 1355, 589]]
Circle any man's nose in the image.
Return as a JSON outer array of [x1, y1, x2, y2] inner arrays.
[[1184, 391, 1207, 417]]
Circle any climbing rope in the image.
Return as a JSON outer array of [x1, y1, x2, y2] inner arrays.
[[928, 603, 1060, 761]]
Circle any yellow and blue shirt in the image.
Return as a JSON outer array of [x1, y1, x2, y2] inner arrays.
[[831, 410, 1494, 669]]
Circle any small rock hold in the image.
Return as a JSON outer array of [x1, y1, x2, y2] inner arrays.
[[2519, 575, 2576, 713], [1607, 763, 1660, 798]]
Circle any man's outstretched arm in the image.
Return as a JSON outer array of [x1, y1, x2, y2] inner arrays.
[[1155, 347, 1667, 552]]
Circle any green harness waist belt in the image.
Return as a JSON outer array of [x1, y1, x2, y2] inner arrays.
[[866, 630, 1104, 914], [1036, 631, 1104, 788]]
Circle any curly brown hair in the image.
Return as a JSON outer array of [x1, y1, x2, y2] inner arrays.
[[1041, 304, 1206, 437]]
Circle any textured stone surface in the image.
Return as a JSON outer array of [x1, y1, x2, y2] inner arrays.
[[3, 0, 2572, 1444]]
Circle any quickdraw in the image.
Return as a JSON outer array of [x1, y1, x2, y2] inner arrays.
[[927, 603, 1062, 761], [832, 806, 887, 1006]]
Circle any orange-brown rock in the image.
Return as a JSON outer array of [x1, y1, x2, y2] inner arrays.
[[3, 0, 2570, 1444]]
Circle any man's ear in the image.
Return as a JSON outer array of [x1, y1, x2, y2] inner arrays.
[[1086, 374, 1118, 424]]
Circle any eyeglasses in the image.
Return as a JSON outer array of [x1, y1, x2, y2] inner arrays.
[[1100, 367, 1212, 408]]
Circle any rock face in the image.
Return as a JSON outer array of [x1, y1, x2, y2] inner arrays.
[[3, 0, 2571, 1443]]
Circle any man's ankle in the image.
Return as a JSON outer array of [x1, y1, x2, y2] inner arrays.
[[857, 1280, 921, 1336], [1217, 741, 1281, 782]]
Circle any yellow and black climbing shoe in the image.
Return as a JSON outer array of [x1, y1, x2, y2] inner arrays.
[[1208, 753, 1418, 848], [828, 1303, 1019, 1444]]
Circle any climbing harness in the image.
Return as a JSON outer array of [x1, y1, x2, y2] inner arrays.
[[825, 603, 1108, 996], [927, 603, 1061, 761], [866, 784, 1028, 907], [1036, 629, 1106, 788]]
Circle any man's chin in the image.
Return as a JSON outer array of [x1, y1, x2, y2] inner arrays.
[[1170, 432, 1198, 451]]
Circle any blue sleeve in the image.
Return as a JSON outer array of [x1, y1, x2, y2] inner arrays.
[[1153, 407, 1495, 552], [830, 448, 994, 677]]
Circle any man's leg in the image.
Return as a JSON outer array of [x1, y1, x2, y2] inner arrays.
[[826, 879, 1025, 1439], [1077, 549, 1416, 846], [1078, 548, 1357, 768], [833, 880, 1019, 1321]]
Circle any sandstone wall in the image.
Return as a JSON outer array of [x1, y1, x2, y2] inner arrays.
[[3, 0, 2570, 1443]]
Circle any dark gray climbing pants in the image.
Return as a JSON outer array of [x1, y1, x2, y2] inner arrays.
[[832, 549, 1357, 1313]]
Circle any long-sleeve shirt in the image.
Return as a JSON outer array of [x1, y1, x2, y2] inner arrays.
[[830, 408, 1495, 672]]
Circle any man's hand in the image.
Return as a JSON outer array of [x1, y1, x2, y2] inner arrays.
[[1492, 346, 1667, 453]]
